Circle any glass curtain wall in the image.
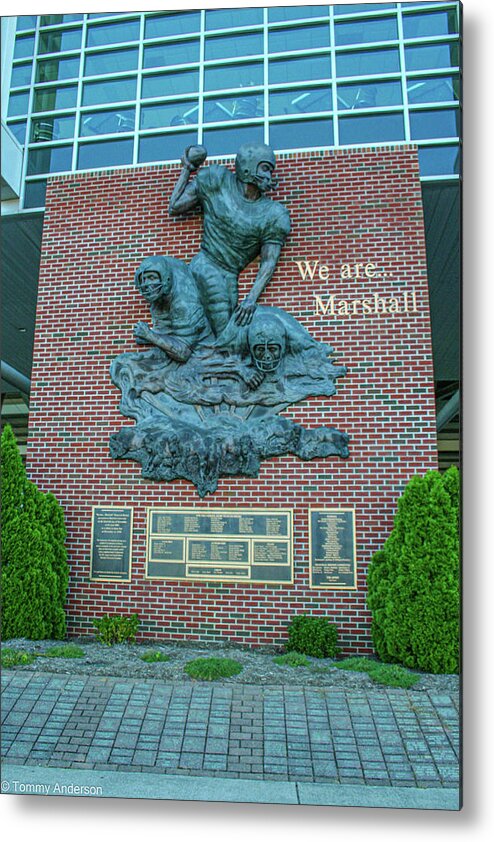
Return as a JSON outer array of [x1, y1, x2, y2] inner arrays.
[[8, 4, 461, 209]]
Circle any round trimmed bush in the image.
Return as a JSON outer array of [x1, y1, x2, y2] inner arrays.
[[286, 615, 339, 658]]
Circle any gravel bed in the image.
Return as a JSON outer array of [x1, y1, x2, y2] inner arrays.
[[1, 638, 460, 693]]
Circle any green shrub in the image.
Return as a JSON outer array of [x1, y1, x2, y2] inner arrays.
[[1, 425, 69, 641], [140, 650, 170, 663], [93, 614, 139, 645], [1, 648, 37, 668], [273, 652, 310, 667], [41, 644, 85, 659], [335, 657, 419, 688], [286, 615, 339, 658], [184, 657, 242, 681], [366, 467, 460, 674]]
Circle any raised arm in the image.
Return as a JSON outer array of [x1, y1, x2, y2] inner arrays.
[[168, 146, 206, 216], [234, 242, 282, 326]]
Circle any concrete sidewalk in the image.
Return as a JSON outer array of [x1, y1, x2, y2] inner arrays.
[[1, 670, 460, 809]]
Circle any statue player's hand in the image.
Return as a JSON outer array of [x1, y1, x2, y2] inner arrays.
[[134, 321, 153, 344], [234, 299, 257, 327]]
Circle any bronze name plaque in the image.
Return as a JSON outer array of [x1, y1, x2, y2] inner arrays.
[[309, 509, 357, 589], [146, 508, 293, 584], [90, 506, 133, 582]]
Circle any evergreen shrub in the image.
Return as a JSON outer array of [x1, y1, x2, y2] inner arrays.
[[1, 425, 69, 640], [366, 467, 460, 674], [286, 615, 339, 658]]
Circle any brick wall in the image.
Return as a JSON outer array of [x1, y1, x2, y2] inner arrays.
[[26, 145, 438, 654]]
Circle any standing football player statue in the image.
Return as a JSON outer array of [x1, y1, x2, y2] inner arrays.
[[109, 142, 349, 496]]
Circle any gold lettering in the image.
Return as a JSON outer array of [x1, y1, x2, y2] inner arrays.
[[318, 264, 330, 281], [296, 260, 319, 281], [340, 263, 353, 280], [388, 297, 400, 314], [362, 298, 373, 314], [314, 294, 335, 316], [411, 290, 418, 312], [354, 263, 364, 278], [373, 293, 388, 314], [365, 263, 377, 278], [337, 299, 349, 316]]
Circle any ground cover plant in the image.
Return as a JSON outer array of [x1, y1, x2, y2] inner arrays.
[[336, 657, 419, 688], [286, 615, 339, 658], [93, 614, 139, 645], [40, 644, 85, 659], [1, 648, 37, 668], [366, 466, 460, 674], [273, 652, 311, 667], [184, 657, 243, 681], [140, 650, 170, 663]]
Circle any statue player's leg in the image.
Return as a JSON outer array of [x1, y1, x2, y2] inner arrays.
[[190, 252, 238, 337]]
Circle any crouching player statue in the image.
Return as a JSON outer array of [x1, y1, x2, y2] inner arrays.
[[109, 142, 349, 496]]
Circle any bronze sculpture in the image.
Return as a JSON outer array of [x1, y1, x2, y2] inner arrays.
[[110, 143, 349, 495]]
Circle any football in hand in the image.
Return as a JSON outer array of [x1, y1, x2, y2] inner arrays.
[[184, 145, 207, 169]]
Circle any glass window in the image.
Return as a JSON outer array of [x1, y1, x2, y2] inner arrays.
[[10, 63, 32, 87], [86, 20, 140, 48], [40, 14, 83, 26], [205, 32, 263, 61], [16, 16, 37, 31], [418, 144, 460, 177], [407, 75, 460, 104], [204, 92, 262, 123], [268, 6, 327, 22], [81, 108, 135, 136], [269, 118, 333, 150], [269, 24, 330, 53], [334, 4, 396, 14], [205, 62, 263, 91], [145, 12, 201, 39], [335, 16, 398, 46], [337, 79, 402, 109], [82, 77, 137, 107], [270, 55, 330, 84], [138, 131, 198, 164], [140, 100, 199, 129], [142, 70, 199, 98], [39, 29, 82, 54], [84, 48, 139, 77], [405, 42, 459, 71], [410, 108, 459, 140], [7, 91, 30, 118], [24, 180, 47, 209], [27, 145, 73, 176], [202, 124, 264, 156], [88, 13, 122, 19], [36, 56, 80, 83], [14, 35, 35, 59], [270, 87, 332, 116], [31, 114, 76, 142], [336, 47, 400, 76], [339, 112, 405, 144], [33, 85, 78, 112], [144, 40, 200, 69], [403, 9, 459, 39], [77, 138, 134, 170], [7, 121, 27, 144], [206, 8, 263, 29]]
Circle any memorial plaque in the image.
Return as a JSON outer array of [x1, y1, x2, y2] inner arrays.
[[90, 506, 133, 582], [309, 509, 356, 589], [146, 508, 293, 584]]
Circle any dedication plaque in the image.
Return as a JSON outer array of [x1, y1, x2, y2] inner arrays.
[[146, 508, 293, 584], [309, 509, 356, 589], [90, 506, 133, 582]]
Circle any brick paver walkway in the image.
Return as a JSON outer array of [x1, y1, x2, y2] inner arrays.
[[1, 671, 460, 788]]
